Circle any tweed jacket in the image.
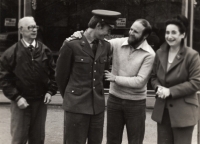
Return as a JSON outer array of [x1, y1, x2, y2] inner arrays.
[[56, 35, 111, 115], [151, 43, 200, 127]]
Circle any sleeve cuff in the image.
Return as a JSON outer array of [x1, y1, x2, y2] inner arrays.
[[15, 96, 22, 102], [47, 91, 53, 96], [155, 86, 158, 93], [114, 76, 118, 83]]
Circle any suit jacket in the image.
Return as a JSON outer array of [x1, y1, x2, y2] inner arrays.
[[151, 43, 200, 127], [56, 35, 111, 115]]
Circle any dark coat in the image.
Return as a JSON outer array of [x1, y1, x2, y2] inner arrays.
[[0, 40, 57, 100], [56, 36, 111, 115], [151, 43, 200, 127]]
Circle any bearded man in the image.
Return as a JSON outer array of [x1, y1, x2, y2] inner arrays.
[[105, 19, 155, 144]]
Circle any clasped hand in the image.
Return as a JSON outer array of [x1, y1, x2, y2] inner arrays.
[[156, 86, 170, 99]]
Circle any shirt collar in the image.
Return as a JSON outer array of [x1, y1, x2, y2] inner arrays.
[[121, 38, 152, 53], [21, 39, 37, 48]]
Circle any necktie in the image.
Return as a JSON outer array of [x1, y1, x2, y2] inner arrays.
[[91, 40, 99, 56], [28, 45, 34, 52]]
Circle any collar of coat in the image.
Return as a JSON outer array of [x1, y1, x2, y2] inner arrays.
[[80, 35, 105, 60], [157, 42, 186, 73], [21, 39, 39, 48]]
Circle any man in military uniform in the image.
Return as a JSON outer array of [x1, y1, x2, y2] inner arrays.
[[56, 10, 121, 144]]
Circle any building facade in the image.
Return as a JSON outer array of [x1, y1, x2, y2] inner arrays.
[[0, 0, 199, 90]]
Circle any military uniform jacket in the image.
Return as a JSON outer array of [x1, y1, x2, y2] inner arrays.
[[56, 36, 111, 115], [151, 43, 200, 127]]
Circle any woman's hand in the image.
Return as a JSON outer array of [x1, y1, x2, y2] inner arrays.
[[156, 86, 171, 99]]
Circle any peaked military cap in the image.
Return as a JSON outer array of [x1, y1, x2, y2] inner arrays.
[[92, 9, 121, 27]]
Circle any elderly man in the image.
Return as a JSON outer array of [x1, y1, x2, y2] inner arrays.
[[56, 10, 121, 144], [68, 18, 155, 144], [0, 16, 57, 144]]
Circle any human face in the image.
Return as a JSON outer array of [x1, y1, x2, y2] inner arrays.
[[128, 21, 145, 47], [95, 24, 112, 40], [165, 24, 185, 48], [20, 19, 38, 42]]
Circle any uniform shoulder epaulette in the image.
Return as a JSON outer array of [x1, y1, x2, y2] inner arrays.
[[65, 37, 79, 43]]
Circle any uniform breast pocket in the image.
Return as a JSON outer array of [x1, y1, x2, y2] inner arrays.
[[73, 56, 91, 74], [99, 56, 108, 73]]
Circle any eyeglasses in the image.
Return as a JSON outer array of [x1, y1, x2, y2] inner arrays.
[[20, 25, 39, 31], [27, 25, 39, 31]]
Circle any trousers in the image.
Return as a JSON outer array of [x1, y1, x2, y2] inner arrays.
[[64, 111, 104, 144], [107, 94, 146, 144], [11, 99, 47, 144], [157, 108, 194, 144]]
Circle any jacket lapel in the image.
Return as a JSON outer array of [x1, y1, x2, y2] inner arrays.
[[81, 36, 94, 58], [157, 43, 168, 74], [167, 46, 185, 73], [95, 40, 104, 61]]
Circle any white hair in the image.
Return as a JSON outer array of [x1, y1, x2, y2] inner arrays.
[[18, 16, 35, 28]]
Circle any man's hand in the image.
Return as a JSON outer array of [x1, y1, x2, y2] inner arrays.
[[44, 93, 52, 104], [65, 30, 84, 41], [105, 70, 116, 82], [17, 97, 29, 109]]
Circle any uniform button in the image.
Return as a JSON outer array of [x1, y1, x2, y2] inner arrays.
[[93, 87, 95, 89], [72, 90, 74, 93], [93, 79, 95, 81], [94, 62, 97, 64], [81, 59, 83, 61], [94, 70, 96, 72], [169, 104, 173, 107]]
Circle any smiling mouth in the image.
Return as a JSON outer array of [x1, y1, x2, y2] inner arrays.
[[167, 40, 175, 42]]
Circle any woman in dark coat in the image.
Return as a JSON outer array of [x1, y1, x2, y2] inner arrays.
[[151, 15, 200, 144]]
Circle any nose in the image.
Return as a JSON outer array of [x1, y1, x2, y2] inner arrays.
[[129, 29, 134, 35], [32, 29, 37, 33], [167, 33, 173, 39]]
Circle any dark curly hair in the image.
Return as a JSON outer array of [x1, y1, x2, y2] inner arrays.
[[165, 15, 189, 36]]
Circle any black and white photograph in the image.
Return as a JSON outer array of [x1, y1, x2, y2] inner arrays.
[[0, 0, 200, 144]]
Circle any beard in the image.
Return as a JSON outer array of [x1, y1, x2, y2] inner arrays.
[[128, 35, 144, 47]]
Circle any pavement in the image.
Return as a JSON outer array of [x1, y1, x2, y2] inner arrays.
[[0, 90, 199, 144], [0, 104, 198, 144]]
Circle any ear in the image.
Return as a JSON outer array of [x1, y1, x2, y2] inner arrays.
[[19, 28, 23, 34], [181, 32, 186, 38], [95, 22, 103, 29], [143, 34, 148, 40]]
